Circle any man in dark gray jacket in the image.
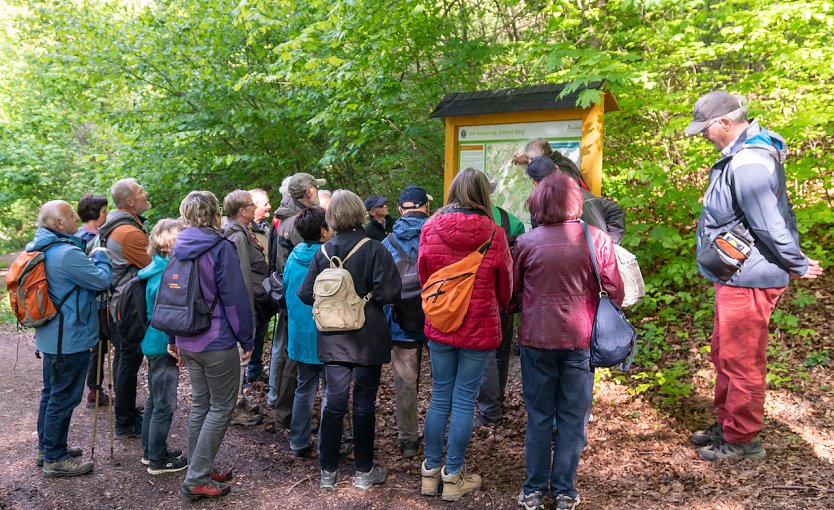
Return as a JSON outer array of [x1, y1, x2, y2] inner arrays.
[[685, 91, 822, 461], [267, 172, 325, 428]]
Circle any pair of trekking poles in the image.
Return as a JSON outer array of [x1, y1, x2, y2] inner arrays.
[[89, 293, 114, 460]]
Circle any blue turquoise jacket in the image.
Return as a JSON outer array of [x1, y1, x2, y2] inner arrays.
[[697, 120, 808, 287], [139, 254, 172, 357], [27, 227, 113, 354], [283, 242, 322, 365], [381, 212, 428, 343]]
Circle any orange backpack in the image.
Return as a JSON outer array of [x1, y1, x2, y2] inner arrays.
[[421, 229, 494, 333], [6, 243, 74, 328]]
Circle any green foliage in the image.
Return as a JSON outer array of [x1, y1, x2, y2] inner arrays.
[[0, 0, 831, 403]]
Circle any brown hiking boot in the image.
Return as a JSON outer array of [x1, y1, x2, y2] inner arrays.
[[421, 460, 441, 496], [43, 457, 94, 478], [86, 389, 111, 408], [440, 467, 481, 502]]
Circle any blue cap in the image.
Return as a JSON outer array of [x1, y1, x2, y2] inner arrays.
[[364, 196, 387, 211], [525, 156, 557, 181], [398, 186, 433, 209]]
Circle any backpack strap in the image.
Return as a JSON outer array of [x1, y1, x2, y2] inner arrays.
[[321, 237, 371, 268], [580, 220, 605, 297], [386, 233, 414, 263]]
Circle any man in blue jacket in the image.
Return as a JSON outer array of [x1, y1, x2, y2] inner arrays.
[[685, 91, 823, 461], [29, 201, 113, 477], [382, 186, 431, 458]]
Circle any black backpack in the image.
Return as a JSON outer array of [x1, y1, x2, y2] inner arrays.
[[116, 276, 149, 344], [150, 256, 219, 336], [387, 234, 424, 332]]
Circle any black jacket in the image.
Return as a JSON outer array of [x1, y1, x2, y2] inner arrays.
[[364, 215, 394, 242], [298, 229, 402, 365]]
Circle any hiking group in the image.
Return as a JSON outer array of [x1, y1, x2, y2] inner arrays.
[[7, 91, 823, 510]]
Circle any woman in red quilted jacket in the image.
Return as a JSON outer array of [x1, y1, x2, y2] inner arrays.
[[417, 168, 512, 502], [514, 173, 623, 510]]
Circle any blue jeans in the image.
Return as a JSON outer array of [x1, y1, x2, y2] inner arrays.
[[289, 361, 326, 452], [247, 320, 269, 382], [319, 363, 381, 473], [38, 350, 91, 462], [423, 340, 489, 474], [141, 355, 180, 462], [520, 347, 593, 498]]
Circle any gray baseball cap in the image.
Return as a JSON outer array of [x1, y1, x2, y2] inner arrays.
[[684, 91, 743, 135], [287, 172, 326, 198]]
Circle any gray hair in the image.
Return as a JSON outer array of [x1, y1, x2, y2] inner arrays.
[[318, 189, 332, 199], [147, 218, 184, 257], [523, 138, 553, 159], [325, 190, 366, 232], [223, 189, 253, 218], [36, 200, 71, 229], [279, 176, 292, 196], [723, 96, 749, 124], [180, 191, 220, 228], [111, 178, 138, 208]]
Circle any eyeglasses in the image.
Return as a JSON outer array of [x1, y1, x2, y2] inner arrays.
[[701, 118, 721, 134]]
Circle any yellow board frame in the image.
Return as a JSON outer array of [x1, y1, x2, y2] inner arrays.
[[442, 91, 612, 199]]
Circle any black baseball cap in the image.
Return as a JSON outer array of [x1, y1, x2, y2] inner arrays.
[[525, 156, 557, 181], [685, 91, 743, 135]]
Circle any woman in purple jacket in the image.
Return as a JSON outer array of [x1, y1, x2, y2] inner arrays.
[[513, 174, 623, 510], [169, 191, 254, 500]]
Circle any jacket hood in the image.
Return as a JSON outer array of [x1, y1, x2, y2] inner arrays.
[[429, 210, 496, 252], [393, 214, 429, 241], [26, 227, 81, 252], [100, 209, 144, 237], [274, 195, 304, 220], [728, 119, 787, 161], [138, 254, 169, 279], [172, 226, 226, 260], [288, 242, 321, 267]]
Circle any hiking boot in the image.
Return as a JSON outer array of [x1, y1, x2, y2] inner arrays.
[[290, 445, 313, 459], [554, 494, 581, 509], [320, 468, 340, 490], [211, 467, 234, 483], [473, 414, 503, 428], [400, 440, 419, 459], [141, 448, 183, 466], [182, 481, 231, 500], [440, 467, 481, 502], [690, 422, 723, 446], [518, 490, 545, 510], [43, 457, 94, 478], [421, 460, 442, 496], [86, 389, 112, 408], [36, 446, 82, 467], [230, 408, 263, 427], [354, 464, 386, 490], [697, 438, 766, 461], [147, 455, 188, 475]]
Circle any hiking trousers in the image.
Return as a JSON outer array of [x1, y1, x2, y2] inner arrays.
[[712, 283, 785, 443]]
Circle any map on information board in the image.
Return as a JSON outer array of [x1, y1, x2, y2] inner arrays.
[[457, 121, 581, 229]]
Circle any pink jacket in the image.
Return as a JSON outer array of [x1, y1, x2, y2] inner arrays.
[[418, 210, 512, 350], [513, 221, 624, 350]]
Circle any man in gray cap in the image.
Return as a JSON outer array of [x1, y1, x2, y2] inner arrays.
[[685, 91, 822, 461], [268, 171, 326, 427]]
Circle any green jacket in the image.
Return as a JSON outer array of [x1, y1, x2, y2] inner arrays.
[[492, 205, 525, 248]]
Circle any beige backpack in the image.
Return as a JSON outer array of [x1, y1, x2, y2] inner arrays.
[[312, 238, 372, 332]]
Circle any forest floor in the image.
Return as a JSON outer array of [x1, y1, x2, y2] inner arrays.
[[0, 272, 832, 510]]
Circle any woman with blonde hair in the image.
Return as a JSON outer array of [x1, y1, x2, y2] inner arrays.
[[418, 168, 512, 501]]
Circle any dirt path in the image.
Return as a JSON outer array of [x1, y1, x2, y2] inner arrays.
[[1, 304, 833, 510]]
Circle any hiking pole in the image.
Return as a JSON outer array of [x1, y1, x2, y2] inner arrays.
[[104, 298, 114, 459], [90, 334, 104, 461], [416, 340, 424, 394]]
